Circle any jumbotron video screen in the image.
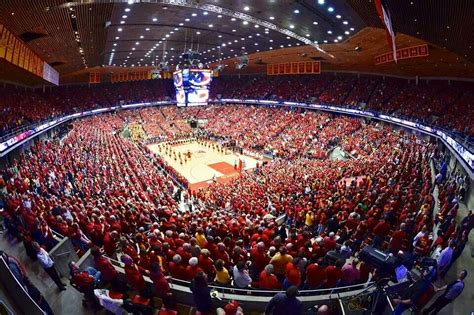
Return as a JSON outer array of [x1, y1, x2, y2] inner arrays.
[[173, 69, 212, 107]]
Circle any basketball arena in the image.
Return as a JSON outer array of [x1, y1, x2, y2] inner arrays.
[[0, 1, 473, 315]]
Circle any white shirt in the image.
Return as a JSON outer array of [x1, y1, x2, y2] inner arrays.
[[412, 231, 426, 247], [37, 248, 54, 268], [437, 246, 453, 269], [232, 266, 252, 288], [94, 289, 124, 315]]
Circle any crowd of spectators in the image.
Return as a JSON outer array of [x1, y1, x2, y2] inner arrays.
[[1, 101, 472, 313], [0, 80, 174, 137], [2, 74, 473, 141]]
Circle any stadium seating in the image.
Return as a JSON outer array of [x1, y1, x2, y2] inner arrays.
[[1, 75, 473, 141], [2, 103, 471, 296]]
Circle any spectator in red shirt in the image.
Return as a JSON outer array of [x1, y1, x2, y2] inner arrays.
[[103, 231, 119, 257], [305, 258, 327, 289], [388, 223, 407, 254], [91, 247, 117, 284], [372, 218, 391, 248], [122, 254, 146, 291], [168, 254, 187, 280], [198, 249, 215, 278], [283, 259, 301, 289], [323, 232, 337, 252], [250, 242, 270, 280], [259, 264, 281, 289], [324, 261, 343, 289], [149, 262, 172, 300], [186, 257, 203, 281]]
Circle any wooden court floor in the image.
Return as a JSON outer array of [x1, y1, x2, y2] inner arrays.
[[147, 140, 260, 191]]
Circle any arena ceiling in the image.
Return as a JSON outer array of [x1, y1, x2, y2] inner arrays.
[[0, 0, 473, 82]]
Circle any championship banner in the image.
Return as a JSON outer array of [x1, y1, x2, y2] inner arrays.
[[267, 61, 321, 75], [375, 44, 429, 65], [89, 72, 101, 84], [112, 70, 154, 83], [0, 23, 52, 82]]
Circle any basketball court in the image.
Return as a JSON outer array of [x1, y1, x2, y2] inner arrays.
[[147, 140, 261, 191]]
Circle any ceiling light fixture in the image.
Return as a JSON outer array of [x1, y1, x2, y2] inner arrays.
[[244, 6, 250, 11], [328, 7, 334, 12]]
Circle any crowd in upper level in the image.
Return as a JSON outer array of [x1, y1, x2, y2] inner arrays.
[[1, 74, 473, 141], [0, 80, 174, 137]]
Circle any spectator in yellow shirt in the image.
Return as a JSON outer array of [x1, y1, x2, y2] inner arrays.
[[214, 259, 231, 284], [270, 247, 293, 281], [305, 211, 315, 227], [195, 227, 207, 248]]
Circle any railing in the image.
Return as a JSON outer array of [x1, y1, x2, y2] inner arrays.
[[71, 249, 410, 314], [78, 251, 376, 311], [1, 99, 472, 178]]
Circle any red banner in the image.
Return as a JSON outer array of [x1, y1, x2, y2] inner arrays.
[[111, 70, 153, 83], [89, 72, 101, 84], [375, 44, 429, 65], [267, 61, 321, 76], [0, 23, 46, 79]]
